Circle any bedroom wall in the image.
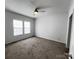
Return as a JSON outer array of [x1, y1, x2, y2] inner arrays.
[[35, 13, 68, 44], [5, 10, 35, 44]]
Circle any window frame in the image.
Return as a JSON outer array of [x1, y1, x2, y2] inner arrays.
[[13, 19, 23, 36], [13, 19, 31, 36], [24, 21, 31, 34]]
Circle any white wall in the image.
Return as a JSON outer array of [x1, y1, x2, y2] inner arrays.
[[35, 13, 68, 44], [5, 10, 35, 44]]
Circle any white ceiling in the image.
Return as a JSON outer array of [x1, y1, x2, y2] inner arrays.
[[5, 0, 73, 18]]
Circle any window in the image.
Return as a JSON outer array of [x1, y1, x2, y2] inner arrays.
[[13, 19, 31, 36], [13, 20, 23, 36], [24, 21, 31, 34]]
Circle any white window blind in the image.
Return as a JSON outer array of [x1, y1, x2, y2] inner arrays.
[[24, 21, 31, 34], [13, 20, 23, 36]]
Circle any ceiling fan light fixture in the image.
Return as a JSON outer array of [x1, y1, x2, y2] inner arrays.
[[34, 11, 38, 14], [33, 8, 39, 16], [33, 11, 38, 16]]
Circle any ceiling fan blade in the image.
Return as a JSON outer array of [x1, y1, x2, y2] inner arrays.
[[34, 6, 52, 13], [37, 6, 52, 9], [38, 10, 46, 12]]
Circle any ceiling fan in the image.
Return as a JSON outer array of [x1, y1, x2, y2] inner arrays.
[[33, 6, 52, 16], [33, 7, 47, 15], [34, 7, 46, 12]]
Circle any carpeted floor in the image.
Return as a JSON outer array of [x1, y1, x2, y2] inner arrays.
[[5, 37, 67, 59]]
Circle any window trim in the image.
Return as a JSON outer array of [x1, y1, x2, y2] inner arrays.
[[13, 19, 31, 36], [24, 21, 31, 34], [13, 19, 23, 36]]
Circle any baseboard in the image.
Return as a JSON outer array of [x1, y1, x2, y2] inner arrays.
[[5, 36, 35, 47], [36, 36, 65, 45]]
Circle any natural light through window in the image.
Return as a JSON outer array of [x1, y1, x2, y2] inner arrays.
[[24, 21, 31, 34], [13, 20, 23, 36]]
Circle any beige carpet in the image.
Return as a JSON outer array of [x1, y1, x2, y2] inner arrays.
[[6, 37, 67, 59]]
